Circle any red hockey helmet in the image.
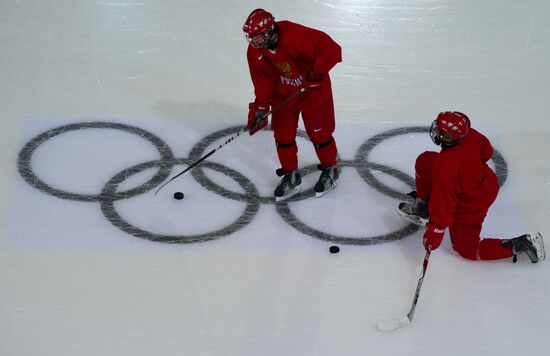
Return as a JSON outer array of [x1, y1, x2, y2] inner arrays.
[[430, 111, 471, 147], [242, 9, 277, 48]]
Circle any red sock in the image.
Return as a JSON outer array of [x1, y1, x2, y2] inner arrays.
[[478, 238, 513, 260]]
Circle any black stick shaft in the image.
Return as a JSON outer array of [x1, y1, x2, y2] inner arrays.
[[406, 246, 432, 321], [154, 88, 305, 195]]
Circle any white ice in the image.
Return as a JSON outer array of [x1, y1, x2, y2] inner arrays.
[[1, 1, 549, 355]]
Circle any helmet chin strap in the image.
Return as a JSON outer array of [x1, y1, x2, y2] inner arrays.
[[266, 31, 278, 50], [437, 135, 462, 148], [258, 25, 278, 50], [440, 141, 456, 148]]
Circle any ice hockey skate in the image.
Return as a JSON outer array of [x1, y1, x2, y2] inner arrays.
[[274, 169, 302, 202], [501, 233, 545, 263], [314, 165, 339, 198], [397, 191, 429, 227]]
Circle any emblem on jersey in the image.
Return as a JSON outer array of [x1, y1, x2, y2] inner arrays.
[[275, 62, 303, 87], [275, 62, 293, 78]]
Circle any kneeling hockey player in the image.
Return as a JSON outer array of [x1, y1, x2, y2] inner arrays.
[[398, 111, 545, 263]]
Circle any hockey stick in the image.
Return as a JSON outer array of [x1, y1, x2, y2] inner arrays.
[[377, 245, 432, 332], [153, 88, 306, 195]]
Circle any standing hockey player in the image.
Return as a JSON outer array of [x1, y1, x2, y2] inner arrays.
[[398, 111, 545, 263], [242, 9, 342, 201]]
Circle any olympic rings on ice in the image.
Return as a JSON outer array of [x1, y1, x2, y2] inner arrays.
[[17, 122, 508, 245]]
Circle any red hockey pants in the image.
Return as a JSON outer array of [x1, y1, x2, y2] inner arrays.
[[270, 90, 337, 172]]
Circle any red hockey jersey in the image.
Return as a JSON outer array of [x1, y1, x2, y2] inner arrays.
[[428, 128, 499, 227], [246, 21, 342, 110]]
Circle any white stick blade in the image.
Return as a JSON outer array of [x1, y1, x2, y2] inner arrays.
[[376, 316, 410, 332]]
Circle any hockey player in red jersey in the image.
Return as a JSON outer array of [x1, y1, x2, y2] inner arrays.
[[242, 9, 342, 201], [399, 111, 545, 263]]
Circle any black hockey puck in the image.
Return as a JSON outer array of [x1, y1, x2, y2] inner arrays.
[[173, 192, 184, 200], [329, 245, 340, 254]]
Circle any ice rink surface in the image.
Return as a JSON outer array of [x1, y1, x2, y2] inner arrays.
[[1, 1, 549, 355]]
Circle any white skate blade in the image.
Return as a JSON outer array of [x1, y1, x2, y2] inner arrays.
[[315, 179, 339, 198], [376, 316, 411, 332], [275, 185, 302, 202], [397, 209, 427, 227], [532, 232, 545, 262], [315, 189, 330, 198]]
